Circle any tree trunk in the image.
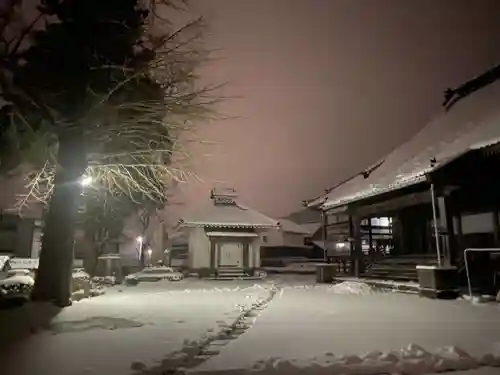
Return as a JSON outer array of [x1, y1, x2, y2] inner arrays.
[[32, 133, 87, 307], [81, 234, 97, 275]]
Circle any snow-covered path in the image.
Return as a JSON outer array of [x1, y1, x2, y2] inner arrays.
[[192, 283, 500, 374], [0, 282, 273, 375]]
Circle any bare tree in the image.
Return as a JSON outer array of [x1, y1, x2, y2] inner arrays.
[[0, 0, 222, 306]]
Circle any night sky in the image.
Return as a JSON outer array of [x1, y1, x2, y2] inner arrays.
[[172, 0, 500, 221], [3, 0, 500, 224]]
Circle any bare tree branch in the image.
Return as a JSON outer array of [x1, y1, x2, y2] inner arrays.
[[2, 1, 222, 215]]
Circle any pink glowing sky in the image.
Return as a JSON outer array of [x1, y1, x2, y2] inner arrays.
[[170, 0, 500, 221]]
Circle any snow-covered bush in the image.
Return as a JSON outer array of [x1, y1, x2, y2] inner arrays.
[[70, 270, 113, 301], [92, 275, 117, 286], [72, 268, 90, 281], [72, 269, 91, 293]]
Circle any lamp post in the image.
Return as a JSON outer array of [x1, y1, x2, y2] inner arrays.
[[136, 236, 144, 266], [147, 248, 153, 266]]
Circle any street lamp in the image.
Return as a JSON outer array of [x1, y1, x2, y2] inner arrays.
[[136, 236, 144, 262], [147, 248, 153, 266], [80, 175, 92, 187]]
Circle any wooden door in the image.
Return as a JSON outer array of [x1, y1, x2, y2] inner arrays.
[[219, 242, 243, 266]]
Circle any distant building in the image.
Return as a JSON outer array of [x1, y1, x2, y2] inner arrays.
[[260, 208, 323, 260], [179, 188, 279, 278], [0, 212, 43, 258]]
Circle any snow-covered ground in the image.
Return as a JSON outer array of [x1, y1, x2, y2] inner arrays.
[[191, 280, 500, 375], [1, 276, 500, 375], [0, 280, 274, 375]]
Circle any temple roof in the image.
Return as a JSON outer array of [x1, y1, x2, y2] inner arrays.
[[180, 189, 279, 229], [278, 219, 312, 234], [313, 68, 500, 211]]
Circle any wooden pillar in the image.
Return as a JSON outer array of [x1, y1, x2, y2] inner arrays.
[[210, 240, 216, 270], [445, 199, 458, 264], [391, 215, 404, 255], [367, 218, 373, 254], [437, 195, 455, 266], [242, 241, 249, 268], [453, 214, 464, 260], [321, 210, 328, 263], [349, 214, 363, 277]]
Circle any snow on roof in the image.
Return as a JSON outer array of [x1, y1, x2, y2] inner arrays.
[[321, 77, 500, 210], [301, 222, 322, 235], [9, 258, 39, 270], [278, 219, 312, 234], [181, 201, 279, 229], [305, 196, 327, 208], [206, 231, 259, 237], [284, 207, 322, 224]]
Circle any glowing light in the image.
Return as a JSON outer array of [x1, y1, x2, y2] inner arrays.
[[136, 236, 143, 243], [80, 176, 92, 187], [147, 248, 152, 257]]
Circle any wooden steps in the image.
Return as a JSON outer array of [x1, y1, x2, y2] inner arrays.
[[363, 254, 440, 282], [214, 266, 248, 280]]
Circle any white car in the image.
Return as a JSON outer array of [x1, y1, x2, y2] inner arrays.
[[125, 266, 183, 285], [0, 271, 35, 306]]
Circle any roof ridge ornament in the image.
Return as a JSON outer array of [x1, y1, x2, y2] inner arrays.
[[443, 63, 500, 111], [211, 187, 238, 205]]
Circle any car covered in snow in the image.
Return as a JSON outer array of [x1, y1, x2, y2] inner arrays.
[[0, 269, 35, 307], [125, 266, 183, 285]]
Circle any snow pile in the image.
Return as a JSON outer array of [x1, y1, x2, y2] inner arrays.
[[241, 344, 500, 375], [462, 294, 498, 304], [6, 268, 32, 277], [72, 269, 90, 281], [327, 281, 374, 295], [72, 288, 106, 302]]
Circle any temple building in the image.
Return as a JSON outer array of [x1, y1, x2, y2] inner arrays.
[[179, 188, 279, 279], [306, 65, 500, 295]]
